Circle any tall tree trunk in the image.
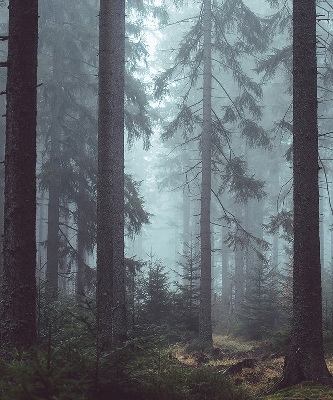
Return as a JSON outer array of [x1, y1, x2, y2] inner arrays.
[[199, 0, 212, 344], [2, 0, 38, 352], [76, 201, 86, 304], [270, 154, 280, 269], [277, 0, 332, 387], [0, 107, 5, 284], [182, 154, 190, 280], [97, 0, 126, 346], [319, 181, 325, 271], [76, 146, 86, 304], [234, 203, 244, 315], [37, 192, 47, 280], [331, 180, 333, 287], [45, 1, 63, 301], [221, 224, 229, 301]]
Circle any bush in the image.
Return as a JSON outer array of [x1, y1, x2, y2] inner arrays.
[[187, 367, 251, 400], [185, 339, 212, 354], [265, 327, 291, 356]]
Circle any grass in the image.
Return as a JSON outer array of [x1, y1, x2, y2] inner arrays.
[[259, 382, 333, 399], [171, 336, 333, 399], [213, 334, 258, 353]]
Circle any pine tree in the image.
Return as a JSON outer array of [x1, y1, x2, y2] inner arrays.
[[37, 0, 153, 302], [1, 0, 38, 352], [97, 0, 127, 346], [199, 0, 213, 344], [276, 0, 333, 388], [154, 0, 269, 342], [45, 0, 63, 301]]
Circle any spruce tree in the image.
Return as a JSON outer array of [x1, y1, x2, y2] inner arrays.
[[97, 0, 127, 345], [276, 0, 333, 388], [155, 0, 269, 344], [2, 0, 38, 352]]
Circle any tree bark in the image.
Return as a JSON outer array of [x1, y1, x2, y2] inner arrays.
[[97, 0, 126, 346], [277, 0, 333, 388], [45, 1, 63, 301], [2, 0, 38, 352], [182, 153, 191, 280], [76, 145, 87, 304], [0, 94, 5, 284], [319, 181, 324, 271], [234, 203, 244, 315], [221, 224, 229, 301], [199, 0, 212, 344]]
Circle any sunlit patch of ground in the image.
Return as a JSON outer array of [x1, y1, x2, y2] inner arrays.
[[326, 356, 333, 375], [171, 337, 333, 399], [213, 334, 258, 353]]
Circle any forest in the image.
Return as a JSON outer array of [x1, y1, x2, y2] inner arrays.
[[0, 0, 333, 398]]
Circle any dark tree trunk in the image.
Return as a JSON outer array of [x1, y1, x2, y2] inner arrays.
[[45, 1, 63, 301], [0, 100, 5, 284], [97, 0, 126, 346], [277, 0, 333, 388], [2, 0, 38, 352], [199, 0, 212, 344], [319, 182, 324, 271]]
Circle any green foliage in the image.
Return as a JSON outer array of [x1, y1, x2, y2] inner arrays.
[[259, 381, 333, 400], [222, 157, 266, 203], [0, 349, 91, 400], [161, 105, 201, 141], [323, 331, 333, 356], [185, 339, 212, 354], [240, 119, 270, 149], [0, 292, 258, 400], [135, 259, 172, 325], [124, 174, 151, 238], [265, 327, 291, 356], [174, 243, 201, 333], [256, 46, 292, 82], [237, 261, 285, 341], [264, 210, 293, 242], [187, 368, 251, 400]]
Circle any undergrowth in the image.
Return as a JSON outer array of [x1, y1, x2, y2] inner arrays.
[[0, 347, 252, 400]]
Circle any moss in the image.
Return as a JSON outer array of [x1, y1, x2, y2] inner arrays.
[[260, 382, 333, 399]]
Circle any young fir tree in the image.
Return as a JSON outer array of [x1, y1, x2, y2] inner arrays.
[[1, 0, 38, 352], [176, 237, 201, 332]]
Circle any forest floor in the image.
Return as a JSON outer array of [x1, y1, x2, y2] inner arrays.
[[170, 335, 333, 399]]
